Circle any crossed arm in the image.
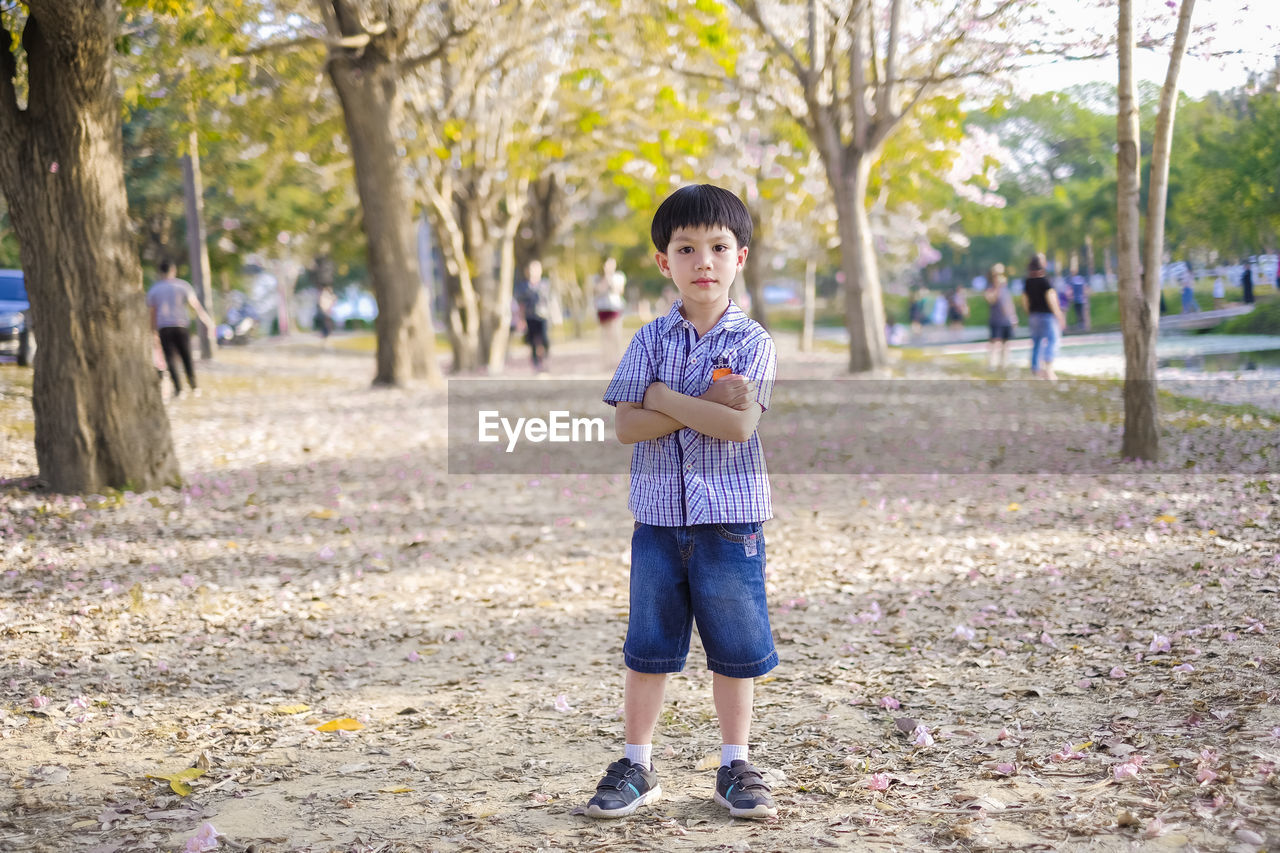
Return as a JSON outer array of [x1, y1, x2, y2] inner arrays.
[[615, 374, 763, 445]]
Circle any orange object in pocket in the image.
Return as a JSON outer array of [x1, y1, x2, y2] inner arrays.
[[712, 367, 732, 381]]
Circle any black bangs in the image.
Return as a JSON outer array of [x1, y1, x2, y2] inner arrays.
[[651, 184, 753, 251]]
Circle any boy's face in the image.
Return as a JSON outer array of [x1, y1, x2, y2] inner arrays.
[[654, 225, 747, 312]]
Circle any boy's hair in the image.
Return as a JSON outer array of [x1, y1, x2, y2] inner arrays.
[[651, 184, 753, 252], [159, 260, 178, 276]]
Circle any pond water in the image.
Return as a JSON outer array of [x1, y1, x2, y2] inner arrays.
[[1159, 349, 1280, 372]]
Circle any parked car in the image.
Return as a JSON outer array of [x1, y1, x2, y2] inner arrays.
[[0, 268, 33, 367]]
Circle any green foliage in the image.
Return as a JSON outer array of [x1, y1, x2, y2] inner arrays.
[[117, 2, 360, 283], [1219, 298, 1280, 335]]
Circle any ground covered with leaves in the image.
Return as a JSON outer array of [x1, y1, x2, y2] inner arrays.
[[1, 339, 1277, 852]]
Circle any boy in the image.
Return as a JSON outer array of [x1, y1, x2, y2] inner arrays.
[[591, 184, 778, 820]]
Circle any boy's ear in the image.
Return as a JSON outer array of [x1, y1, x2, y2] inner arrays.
[[737, 246, 749, 269], [654, 251, 673, 279]]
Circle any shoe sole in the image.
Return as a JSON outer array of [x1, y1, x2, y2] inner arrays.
[[585, 784, 662, 819], [714, 791, 777, 819]]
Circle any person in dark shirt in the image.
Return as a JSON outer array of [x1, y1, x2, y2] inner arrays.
[[1021, 253, 1066, 381], [515, 259, 551, 371]]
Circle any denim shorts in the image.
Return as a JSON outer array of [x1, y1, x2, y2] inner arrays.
[[624, 522, 778, 679]]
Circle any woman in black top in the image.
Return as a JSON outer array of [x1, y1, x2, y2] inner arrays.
[[1021, 253, 1067, 380]]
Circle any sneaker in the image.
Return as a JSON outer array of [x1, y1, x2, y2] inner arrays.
[[715, 759, 777, 818], [585, 758, 661, 818]]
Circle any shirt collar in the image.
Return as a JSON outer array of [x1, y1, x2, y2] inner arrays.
[[659, 299, 751, 339]]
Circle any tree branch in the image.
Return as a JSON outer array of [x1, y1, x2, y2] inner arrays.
[[734, 0, 812, 90]]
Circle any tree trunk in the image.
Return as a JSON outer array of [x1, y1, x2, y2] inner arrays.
[[1116, 0, 1157, 461], [325, 23, 441, 388], [0, 2, 179, 493], [182, 125, 215, 360], [423, 193, 481, 372], [801, 256, 817, 352], [835, 156, 888, 373]]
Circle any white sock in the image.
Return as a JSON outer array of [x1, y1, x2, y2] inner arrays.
[[624, 743, 652, 770], [721, 744, 748, 767]]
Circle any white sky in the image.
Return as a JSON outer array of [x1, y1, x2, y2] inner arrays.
[[1012, 2, 1279, 97]]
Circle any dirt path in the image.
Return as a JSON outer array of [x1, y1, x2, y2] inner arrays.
[[1, 338, 1277, 852]]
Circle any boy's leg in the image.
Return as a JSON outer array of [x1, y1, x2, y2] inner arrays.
[[588, 523, 690, 819], [712, 673, 776, 819], [625, 668, 669, 748], [690, 524, 778, 819], [712, 673, 753, 747], [586, 669, 666, 819]]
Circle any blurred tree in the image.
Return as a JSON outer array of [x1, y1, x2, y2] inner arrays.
[[312, 0, 455, 386], [1117, 0, 1196, 462], [732, 0, 1030, 373], [0, 0, 179, 492]]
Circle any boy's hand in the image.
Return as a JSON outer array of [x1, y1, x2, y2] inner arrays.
[[642, 381, 671, 413], [700, 374, 756, 411]]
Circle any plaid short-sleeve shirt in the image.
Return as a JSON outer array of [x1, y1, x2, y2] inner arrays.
[[603, 300, 775, 526]]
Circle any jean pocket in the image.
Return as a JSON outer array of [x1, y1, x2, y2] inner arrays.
[[712, 522, 763, 544]]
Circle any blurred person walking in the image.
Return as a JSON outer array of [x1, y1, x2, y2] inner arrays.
[[595, 256, 626, 368], [147, 261, 214, 399], [1021, 253, 1065, 381], [515, 259, 551, 371], [1067, 258, 1090, 331], [984, 263, 1017, 371]]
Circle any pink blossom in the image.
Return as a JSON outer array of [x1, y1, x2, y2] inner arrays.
[[1051, 743, 1086, 762], [183, 823, 220, 853], [1149, 633, 1171, 653], [553, 694, 573, 713], [1145, 817, 1167, 838], [29, 695, 49, 709], [866, 773, 890, 791], [879, 696, 900, 710], [912, 725, 934, 747], [1196, 767, 1218, 786], [1114, 761, 1141, 781], [952, 625, 976, 642], [996, 727, 1012, 740], [1110, 666, 1127, 679], [995, 762, 1016, 775], [1172, 663, 1194, 673], [406, 651, 421, 663], [502, 651, 517, 662], [1245, 621, 1266, 634]]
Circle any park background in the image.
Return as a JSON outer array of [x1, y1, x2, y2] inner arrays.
[[1, 1, 1280, 852]]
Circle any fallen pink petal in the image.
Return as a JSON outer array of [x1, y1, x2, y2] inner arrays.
[[879, 696, 900, 710], [183, 822, 220, 853], [1114, 762, 1141, 781], [867, 773, 890, 791]]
